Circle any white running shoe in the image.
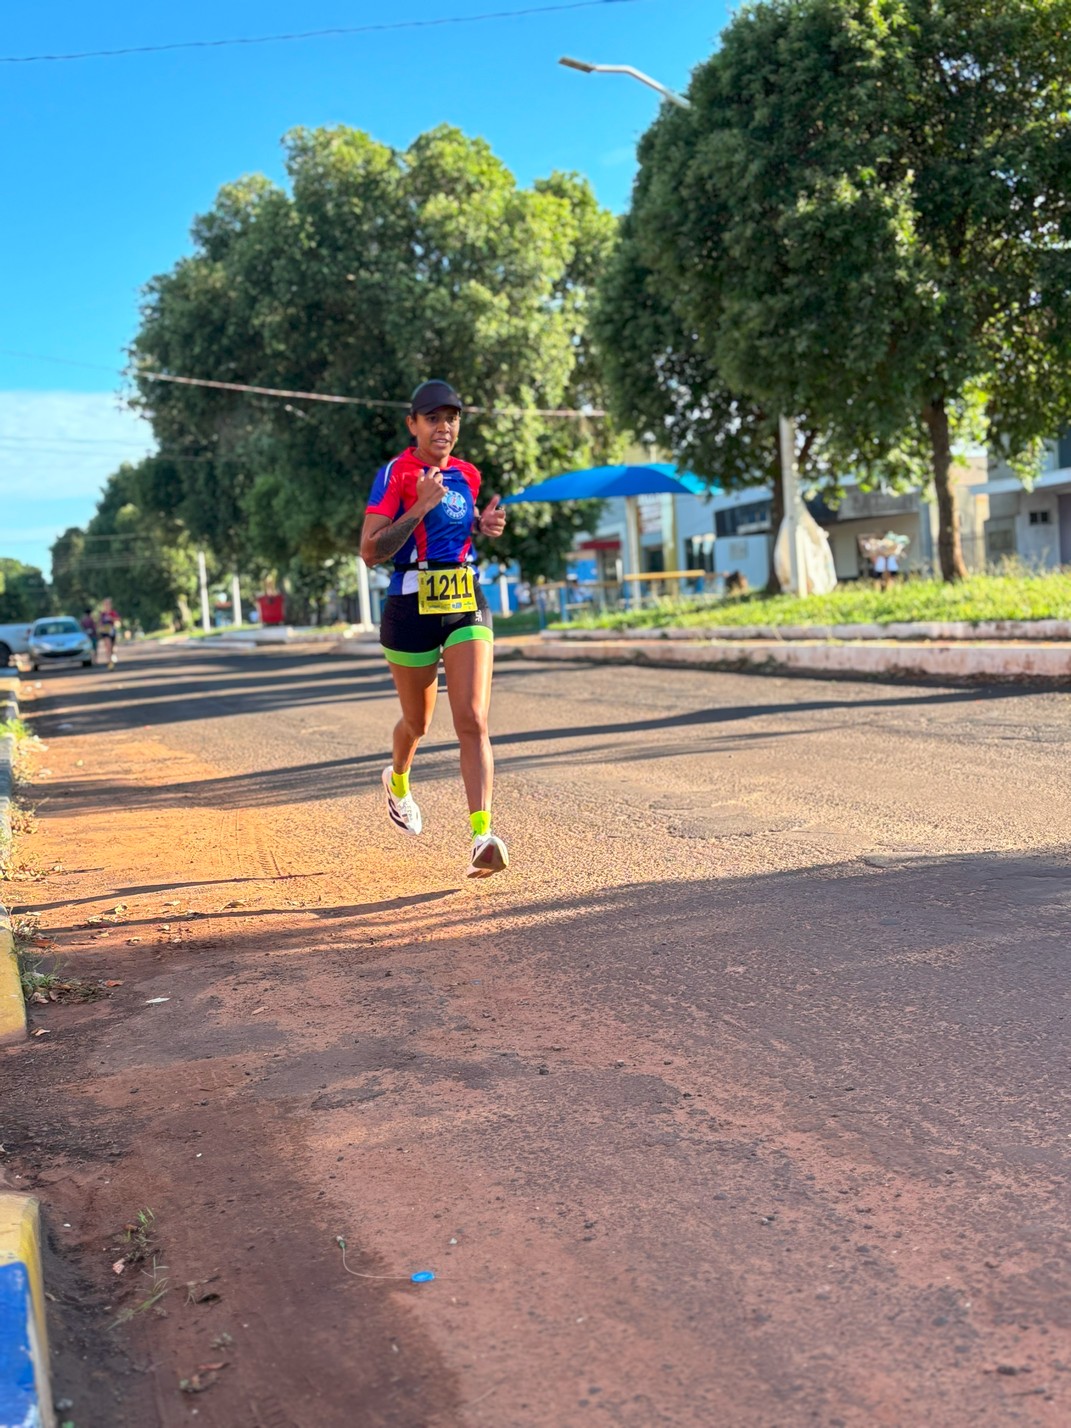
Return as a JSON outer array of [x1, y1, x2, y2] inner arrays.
[[466, 831, 509, 879], [382, 767, 422, 836]]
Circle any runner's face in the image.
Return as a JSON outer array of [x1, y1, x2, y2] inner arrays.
[[407, 407, 461, 462]]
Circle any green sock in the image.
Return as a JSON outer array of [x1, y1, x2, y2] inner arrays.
[[470, 810, 491, 837], [390, 769, 409, 798]]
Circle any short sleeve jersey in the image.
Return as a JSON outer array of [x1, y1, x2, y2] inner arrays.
[[366, 448, 482, 596]]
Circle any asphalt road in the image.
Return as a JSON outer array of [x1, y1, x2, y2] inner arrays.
[[14, 644, 1071, 1426]]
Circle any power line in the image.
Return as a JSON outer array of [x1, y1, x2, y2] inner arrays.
[[142, 371, 606, 418], [0, 434, 153, 448], [1, 1, 644, 63], [0, 349, 606, 418], [0, 348, 121, 374]]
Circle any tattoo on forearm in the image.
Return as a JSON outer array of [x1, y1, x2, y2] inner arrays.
[[369, 510, 423, 563]]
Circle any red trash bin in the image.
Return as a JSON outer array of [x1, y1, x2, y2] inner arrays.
[[255, 594, 286, 626]]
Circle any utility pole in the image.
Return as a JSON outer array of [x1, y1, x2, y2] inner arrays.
[[197, 551, 211, 633], [559, 55, 807, 595]]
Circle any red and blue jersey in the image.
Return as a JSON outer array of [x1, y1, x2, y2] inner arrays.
[[366, 448, 482, 596]]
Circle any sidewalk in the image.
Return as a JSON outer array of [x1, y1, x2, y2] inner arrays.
[[520, 630, 1071, 684]]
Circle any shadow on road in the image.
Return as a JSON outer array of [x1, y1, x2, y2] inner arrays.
[[27, 647, 1049, 814]]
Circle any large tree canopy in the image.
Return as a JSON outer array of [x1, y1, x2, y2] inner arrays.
[[0, 559, 49, 624], [130, 124, 618, 580], [604, 0, 1071, 579], [51, 463, 199, 631]]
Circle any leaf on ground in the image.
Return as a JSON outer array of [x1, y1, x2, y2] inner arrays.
[[103, 979, 124, 988], [126, 938, 142, 945], [32, 1028, 50, 1037], [221, 900, 246, 909], [179, 1373, 217, 1394], [113, 903, 128, 914], [112, 1259, 126, 1275]]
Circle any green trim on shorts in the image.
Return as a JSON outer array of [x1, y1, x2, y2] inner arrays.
[[443, 625, 494, 650], [382, 645, 441, 667]]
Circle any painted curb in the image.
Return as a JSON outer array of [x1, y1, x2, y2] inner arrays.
[[526, 638, 1071, 685], [0, 1195, 54, 1428], [0, 678, 23, 1049], [545, 618, 1071, 644], [0, 908, 21, 1051], [0, 734, 12, 875], [0, 675, 15, 872]]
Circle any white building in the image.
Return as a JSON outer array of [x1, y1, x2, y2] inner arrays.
[[980, 437, 1071, 567], [568, 456, 990, 587]]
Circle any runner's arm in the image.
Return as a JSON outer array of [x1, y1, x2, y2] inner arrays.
[[360, 468, 446, 565], [475, 494, 506, 539], [360, 510, 424, 566]]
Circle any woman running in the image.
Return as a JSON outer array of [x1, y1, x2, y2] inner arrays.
[[360, 380, 509, 878]]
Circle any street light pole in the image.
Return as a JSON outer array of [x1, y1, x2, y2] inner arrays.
[[559, 56, 806, 595], [558, 56, 691, 108]]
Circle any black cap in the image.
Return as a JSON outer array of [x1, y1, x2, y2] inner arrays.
[[409, 379, 464, 415]]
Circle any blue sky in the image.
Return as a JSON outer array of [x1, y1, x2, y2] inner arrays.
[[0, 0, 735, 576]]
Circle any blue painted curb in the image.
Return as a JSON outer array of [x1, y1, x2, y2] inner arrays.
[[0, 1196, 53, 1428], [0, 1263, 51, 1428]]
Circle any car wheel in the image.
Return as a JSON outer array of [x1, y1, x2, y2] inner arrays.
[[0, 643, 10, 668], [82, 659, 93, 668]]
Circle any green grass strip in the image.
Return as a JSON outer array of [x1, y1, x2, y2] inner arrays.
[[555, 570, 1071, 633]]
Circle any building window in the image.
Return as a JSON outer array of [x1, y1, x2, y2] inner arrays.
[[986, 523, 1016, 560], [714, 501, 772, 539], [1029, 510, 1052, 525], [685, 535, 716, 574]]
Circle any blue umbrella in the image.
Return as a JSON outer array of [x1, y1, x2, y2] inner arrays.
[[502, 462, 710, 503], [502, 463, 715, 605]]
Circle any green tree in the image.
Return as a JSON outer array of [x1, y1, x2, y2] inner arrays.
[[50, 463, 200, 630], [0, 559, 50, 622], [609, 0, 1071, 580], [130, 125, 621, 581]]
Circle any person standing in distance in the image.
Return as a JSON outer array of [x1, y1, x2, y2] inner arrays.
[[360, 380, 510, 878]]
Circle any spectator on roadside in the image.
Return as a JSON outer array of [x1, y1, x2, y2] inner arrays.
[[97, 600, 121, 666], [873, 553, 899, 590], [79, 608, 98, 654]]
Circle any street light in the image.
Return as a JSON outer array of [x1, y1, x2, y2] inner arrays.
[[558, 56, 808, 595], [558, 56, 691, 108]]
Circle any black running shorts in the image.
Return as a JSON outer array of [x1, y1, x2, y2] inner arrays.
[[380, 591, 493, 667]]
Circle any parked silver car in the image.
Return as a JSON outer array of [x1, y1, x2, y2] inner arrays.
[[27, 616, 94, 671]]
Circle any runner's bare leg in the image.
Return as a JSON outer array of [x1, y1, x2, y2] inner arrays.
[[442, 638, 494, 814], [388, 662, 439, 775]]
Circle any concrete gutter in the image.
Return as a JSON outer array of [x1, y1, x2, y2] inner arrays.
[[165, 625, 374, 650], [525, 637, 1071, 685], [0, 679, 24, 1047], [547, 618, 1071, 643], [0, 1195, 55, 1428]]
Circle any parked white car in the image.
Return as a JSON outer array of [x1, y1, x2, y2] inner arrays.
[[26, 616, 94, 671], [0, 621, 32, 667]]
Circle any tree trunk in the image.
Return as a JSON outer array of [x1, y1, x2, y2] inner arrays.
[[923, 400, 968, 582]]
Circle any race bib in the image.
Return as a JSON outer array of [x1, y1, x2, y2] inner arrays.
[[417, 566, 477, 615]]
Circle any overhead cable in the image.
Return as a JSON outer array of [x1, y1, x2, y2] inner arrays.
[[142, 371, 606, 419], [1, 1, 644, 64], [0, 347, 605, 418]]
